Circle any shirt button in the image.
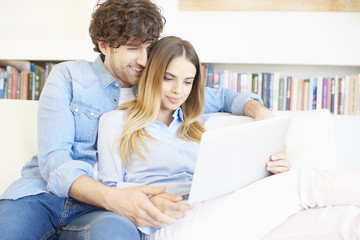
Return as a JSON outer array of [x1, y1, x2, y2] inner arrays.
[[115, 83, 119, 87], [114, 99, 117, 102], [90, 112, 94, 117], [74, 108, 79, 113]]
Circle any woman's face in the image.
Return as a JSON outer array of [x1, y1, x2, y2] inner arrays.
[[160, 56, 196, 114]]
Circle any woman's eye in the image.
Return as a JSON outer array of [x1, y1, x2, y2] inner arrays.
[[164, 77, 172, 81]]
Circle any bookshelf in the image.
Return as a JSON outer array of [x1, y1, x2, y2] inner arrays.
[[1, 0, 359, 105]]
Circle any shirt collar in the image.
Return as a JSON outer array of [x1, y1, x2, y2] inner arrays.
[[93, 55, 118, 88], [93, 55, 138, 96], [172, 107, 184, 122]]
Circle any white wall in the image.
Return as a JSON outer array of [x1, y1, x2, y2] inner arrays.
[[0, 0, 359, 67], [156, 0, 360, 66]]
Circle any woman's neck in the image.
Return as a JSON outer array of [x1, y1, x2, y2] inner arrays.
[[156, 109, 174, 126]]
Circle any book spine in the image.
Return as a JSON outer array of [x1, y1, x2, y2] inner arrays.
[[344, 75, 350, 115], [303, 79, 309, 111], [278, 77, 284, 111], [252, 73, 258, 94], [206, 64, 214, 88], [262, 73, 270, 108], [316, 77, 323, 110], [27, 72, 34, 100], [0, 71, 4, 99], [231, 72, 237, 92], [330, 77, 335, 113], [337, 77, 345, 115], [272, 72, 279, 111], [322, 77, 328, 109], [286, 76, 291, 110]]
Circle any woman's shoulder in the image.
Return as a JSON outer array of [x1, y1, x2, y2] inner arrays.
[[100, 109, 126, 124]]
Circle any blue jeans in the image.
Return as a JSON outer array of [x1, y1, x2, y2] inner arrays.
[[0, 193, 140, 240]]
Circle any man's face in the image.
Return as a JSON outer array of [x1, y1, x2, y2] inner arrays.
[[102, 41, 153, 88]]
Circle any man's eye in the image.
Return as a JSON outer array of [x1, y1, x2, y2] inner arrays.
[[128, 47, 137, 50]]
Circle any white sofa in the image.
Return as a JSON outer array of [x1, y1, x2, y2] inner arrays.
[[1, 99, 360, 239]]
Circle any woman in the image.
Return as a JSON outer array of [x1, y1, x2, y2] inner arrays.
[[97, 36, 360, 239]]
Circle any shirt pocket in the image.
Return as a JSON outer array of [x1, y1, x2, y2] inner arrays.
[[70, 102, 102, 142]]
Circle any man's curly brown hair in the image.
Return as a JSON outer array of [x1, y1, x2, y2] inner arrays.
[[89, 0, 165, 55]]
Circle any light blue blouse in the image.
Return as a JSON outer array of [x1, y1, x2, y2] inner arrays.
[[98, 108, 200, 196]]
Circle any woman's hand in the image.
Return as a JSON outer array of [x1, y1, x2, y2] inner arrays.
[[149, 193, 199, 220], [266, 145, 291, 174]]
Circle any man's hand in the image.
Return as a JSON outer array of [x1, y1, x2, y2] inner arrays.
[[104, 185, 181, 228], [266, 145, 291, 174], [69, 176, 178, 228], [149, 193, 199, 219]]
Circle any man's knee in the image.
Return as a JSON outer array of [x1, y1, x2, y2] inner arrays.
[[61, 210, 140, 240]]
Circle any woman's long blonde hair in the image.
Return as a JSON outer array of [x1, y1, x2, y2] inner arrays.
[[117, 36, 205, 166]]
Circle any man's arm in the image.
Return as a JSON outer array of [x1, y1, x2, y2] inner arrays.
[[243, 99, 274, 120]]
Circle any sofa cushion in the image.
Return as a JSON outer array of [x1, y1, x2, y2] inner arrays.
[[0, 100, 38, 194]]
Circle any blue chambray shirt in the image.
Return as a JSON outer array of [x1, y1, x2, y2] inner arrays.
[[1, 55, 262, 200]]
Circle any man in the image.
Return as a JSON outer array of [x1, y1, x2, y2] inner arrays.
[[0, 0, 289, 239]]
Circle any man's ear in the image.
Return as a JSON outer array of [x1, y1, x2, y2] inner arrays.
[[98, 40, 109, 55]]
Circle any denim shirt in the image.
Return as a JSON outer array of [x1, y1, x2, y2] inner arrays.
[[1, 55, 262, 200]]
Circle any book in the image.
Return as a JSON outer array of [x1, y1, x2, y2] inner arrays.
[[285, 76, 292, 110], [231, 72, 237, 92], [6, 69, 12, 99], [11, 70, 18, 99], [262, 73, 270, 108], [344, 75, 350, 115], [201, 64, 207, 83], [213, 72, 220, 89], [349, 74, 359, 116], [34, 70, 41, 100], [297, 79, 304, 111], [278, 77, 285, 111], [268, 73, 274, 110], [322, 77, 329, 109], [252, 73, 259, 94], [206, 64, 214, 88], [308, 77, 317, 110], [272, 72, 280, 111], [291, 77, 298, 111], [257, 73, 262, 98], [20, 71, 29, 100], [337, 77, 345, 115], [333, 76, 339, 115], [222, 70, 229, 89], [303, 79, 309, 111], [27, 72, 34, 100], [358, 73, 360, 115], [0, 71, 4, 99], [316, 76, 323, 110]]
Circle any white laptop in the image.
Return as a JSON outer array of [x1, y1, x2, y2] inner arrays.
[[183, 115, 291, 204]]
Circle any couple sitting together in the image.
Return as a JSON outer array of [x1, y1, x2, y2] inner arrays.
[[1, 0, 360, 239]]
